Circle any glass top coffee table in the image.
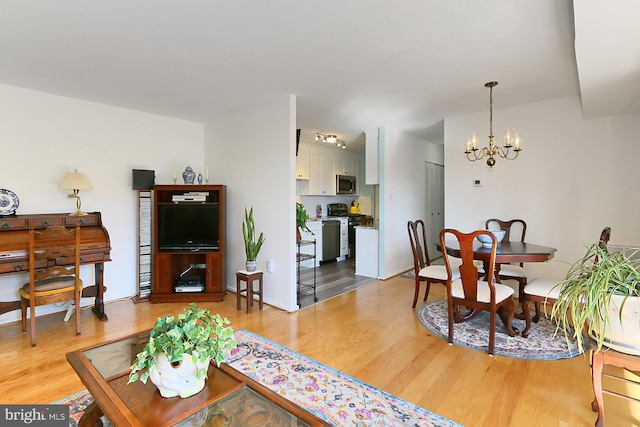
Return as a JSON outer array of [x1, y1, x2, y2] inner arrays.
[[66, 332, 329, 427]]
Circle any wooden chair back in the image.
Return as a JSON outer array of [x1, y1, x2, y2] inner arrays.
[[21, 225, 82, 346], [440, 228, 516, 354], [31, 227, 81, 282], [485, 218, 527, 242], [599, 227, 611, 248], [441, 229, 496, 299], [408, 220, 432, 272]]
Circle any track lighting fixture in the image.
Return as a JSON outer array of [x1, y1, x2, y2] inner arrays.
[[315, 132, 347, 150]]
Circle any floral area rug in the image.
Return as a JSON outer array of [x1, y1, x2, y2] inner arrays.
[[58, 329, 461, 427], [53, 390, 105, 427], [417, 299, 588, 359], [228, 329, 461, 427]]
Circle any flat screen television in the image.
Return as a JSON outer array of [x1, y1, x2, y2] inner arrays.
[[158, 204, 219, 251]]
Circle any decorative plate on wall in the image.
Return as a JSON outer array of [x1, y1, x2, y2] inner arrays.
[[0, 189, 19, 216]]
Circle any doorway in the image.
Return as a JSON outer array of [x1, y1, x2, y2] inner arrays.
[[425, 161, 444, 261]]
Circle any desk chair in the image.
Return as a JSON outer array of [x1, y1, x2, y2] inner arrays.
[[440, 228, 516, 355], [407, 220, 460, 308], [20, 225, 83, 347]]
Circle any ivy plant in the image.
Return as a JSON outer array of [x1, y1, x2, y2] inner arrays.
[[128, 303, 237, 384]]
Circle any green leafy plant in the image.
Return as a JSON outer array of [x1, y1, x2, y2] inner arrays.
[[296, 202, 312, 235], [242, 206, 265, 261], [551, 242, 640, 352], [128, 303, 237, 384]]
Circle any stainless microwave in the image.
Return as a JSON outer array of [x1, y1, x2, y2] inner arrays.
[[336, 175, 356, 194]]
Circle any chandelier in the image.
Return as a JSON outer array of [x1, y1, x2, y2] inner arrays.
[[464, 81, 522, 167], [315, 132, 346, 149]]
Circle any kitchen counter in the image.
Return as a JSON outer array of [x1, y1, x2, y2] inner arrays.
[[355, 227, 378, 278]]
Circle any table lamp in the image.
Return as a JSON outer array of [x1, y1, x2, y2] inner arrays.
[[58, 169, 93, 216]]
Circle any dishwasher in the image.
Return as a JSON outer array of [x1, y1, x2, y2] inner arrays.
[[321, 220, 341, 263]]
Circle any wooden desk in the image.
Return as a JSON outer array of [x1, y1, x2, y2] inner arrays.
[[0, 212, 111, 320], [67, 332, 330, 426]]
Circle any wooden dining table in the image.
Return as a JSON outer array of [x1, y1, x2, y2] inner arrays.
[[437, 240, 557, 270], [436, 240, 557, 335]]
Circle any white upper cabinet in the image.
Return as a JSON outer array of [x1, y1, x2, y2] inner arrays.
[[299, 140, 362, 196], [296, 146, 310, 180], [335, 155, 358, 177], [309, 151, 336, 195]]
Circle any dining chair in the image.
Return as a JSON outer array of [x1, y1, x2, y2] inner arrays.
[[440, 228, 516, 355], [20, 225, 83, 347], [407, 220, 460, 308], [520, 226, 611, 337], [484, 218, 529, 298]]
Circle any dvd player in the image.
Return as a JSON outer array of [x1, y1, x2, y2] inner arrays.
[[175, 275, 204, 292]]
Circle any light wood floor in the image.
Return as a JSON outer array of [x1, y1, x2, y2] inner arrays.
[[298, 258, 375, 308], [1, 276, 637, 426]]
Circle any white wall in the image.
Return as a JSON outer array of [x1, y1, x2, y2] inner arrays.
[[0, 84, 204, 324], [205, 95, 297, 311], [444, 95, 640, 281], [379, 126, 444, 278]]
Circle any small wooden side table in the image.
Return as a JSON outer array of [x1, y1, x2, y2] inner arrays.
[[236, 270, 264, 313], [590, 345, 640, 427]]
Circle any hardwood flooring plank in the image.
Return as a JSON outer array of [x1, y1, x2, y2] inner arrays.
[[0, 274, 633, 426]]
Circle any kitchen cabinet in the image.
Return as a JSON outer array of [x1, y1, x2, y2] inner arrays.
[[296, 146, 310, 180], [335, 155, 359, 178], [299, 220, 322, 267], [308, 152, 336, 195]]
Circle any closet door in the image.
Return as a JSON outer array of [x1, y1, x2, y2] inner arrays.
[[424, 162, 444, 261]]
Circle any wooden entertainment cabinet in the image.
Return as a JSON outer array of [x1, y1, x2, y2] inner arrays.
[[150, 185, 226, 303]]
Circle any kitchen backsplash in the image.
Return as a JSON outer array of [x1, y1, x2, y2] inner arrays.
[[299, 195, 358, 219]]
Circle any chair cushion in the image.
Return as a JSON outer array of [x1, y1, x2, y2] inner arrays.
[[418, 265, 461, 281], [20, 277, 81, 297], [524, 278, 561, 300], [451, 279, 514, 303], [477, 264, 527, 278], [497, 264, 527, 278]]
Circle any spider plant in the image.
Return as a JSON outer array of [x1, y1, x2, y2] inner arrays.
[[551, 241, 640, 352]]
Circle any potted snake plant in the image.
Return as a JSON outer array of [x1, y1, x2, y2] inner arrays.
[[551, 241, 640, 355], [242, 206, 264, 272]]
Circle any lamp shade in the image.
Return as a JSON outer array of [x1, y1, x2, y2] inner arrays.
[[58, 169, 93, 191]]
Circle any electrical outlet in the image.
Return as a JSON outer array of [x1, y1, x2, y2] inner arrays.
[[267, 259, 274, 273]]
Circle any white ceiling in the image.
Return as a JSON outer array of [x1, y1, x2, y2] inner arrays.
[[0, 1, 638, 151]]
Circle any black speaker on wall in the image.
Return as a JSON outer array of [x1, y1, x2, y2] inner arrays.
[[132, 169, 155, 190]]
